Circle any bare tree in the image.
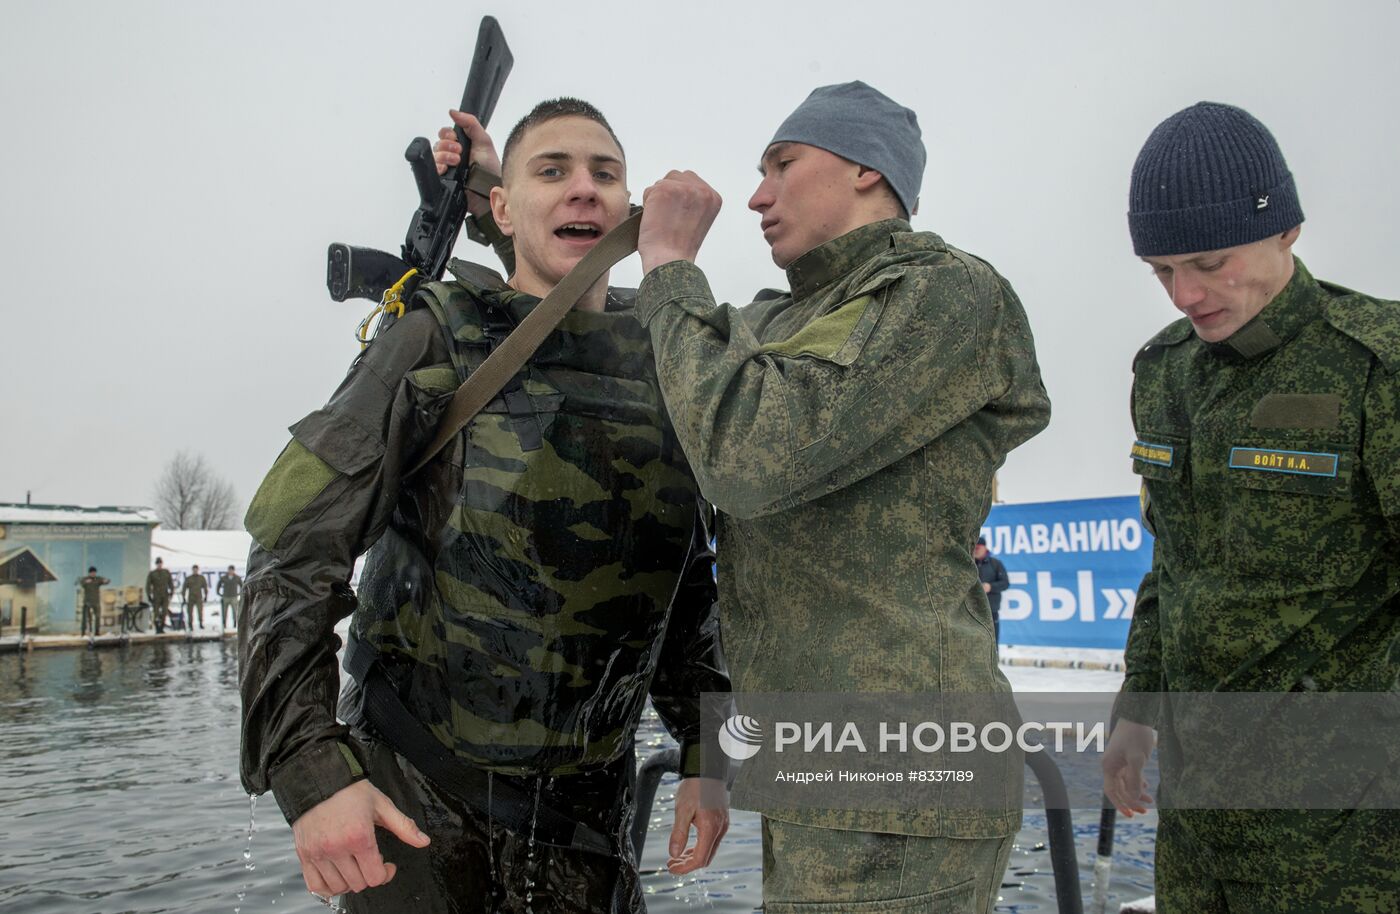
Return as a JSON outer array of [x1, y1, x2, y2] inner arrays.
[[196, 475, 240, 530], [152, 451, 240, 530]]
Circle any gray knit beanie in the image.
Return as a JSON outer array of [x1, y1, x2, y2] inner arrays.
[[1128, 102, 1303, 256], [769, 81, 925, 216]]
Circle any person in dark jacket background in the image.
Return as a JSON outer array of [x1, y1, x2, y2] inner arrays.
[[975, 536, 1010, 643]]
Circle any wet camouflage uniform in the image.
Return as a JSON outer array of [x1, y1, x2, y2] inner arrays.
[[79, 573, 108, 635], [181, 572, 207, 629], [217, 571, 241, 629], [1125, 258, 1400, 912], [239, 261, 728, 913], [637, 219, 1052, 911], [146, 566, 173, 633]]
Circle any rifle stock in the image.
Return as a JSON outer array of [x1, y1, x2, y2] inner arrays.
[[326, 243, 413, 304]]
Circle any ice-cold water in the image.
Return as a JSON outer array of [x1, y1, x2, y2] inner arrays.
[[0, 641, 1154, 913]]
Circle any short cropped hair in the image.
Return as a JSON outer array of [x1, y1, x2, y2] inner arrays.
[[500, 97, 624, 178]]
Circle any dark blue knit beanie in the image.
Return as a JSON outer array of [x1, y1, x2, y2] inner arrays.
[[1128, 102, 1303, 256]]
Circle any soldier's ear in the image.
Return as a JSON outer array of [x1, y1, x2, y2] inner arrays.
[[853, 166, 885, 194], [491, 185, 514, 239]]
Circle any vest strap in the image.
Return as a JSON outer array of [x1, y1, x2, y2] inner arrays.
[[479, 303, 544, 452], [343, 636, 617, 858]]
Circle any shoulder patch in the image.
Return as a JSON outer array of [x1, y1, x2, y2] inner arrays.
[[1132, 318, 1194, 373], [1324, 296, 1400, 374]]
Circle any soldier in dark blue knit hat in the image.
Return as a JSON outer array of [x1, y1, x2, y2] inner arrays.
[[1105, 101, 1400, 913]]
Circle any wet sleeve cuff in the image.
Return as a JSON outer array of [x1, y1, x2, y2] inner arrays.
[[678, 737, 728, 780], [636, 261, 713, 328], [268, 740, 367, 824]]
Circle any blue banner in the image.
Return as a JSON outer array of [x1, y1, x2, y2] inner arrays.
[[982, 496, 1152, 650]]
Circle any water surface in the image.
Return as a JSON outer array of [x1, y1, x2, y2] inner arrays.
[[0, 642, 1154, 912]]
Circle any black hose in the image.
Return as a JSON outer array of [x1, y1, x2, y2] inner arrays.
[[631, 747, 681, 863], [1025, 749, 1084, 914]]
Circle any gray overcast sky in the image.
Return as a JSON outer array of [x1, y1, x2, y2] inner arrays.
[[3, 1, 1398, 515]]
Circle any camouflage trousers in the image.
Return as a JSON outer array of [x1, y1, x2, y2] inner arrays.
[[760, 817, 1013, 913], [221, 598, 237, 628], [340, 730, 644, 914], [1156, 809, 1400, 913]]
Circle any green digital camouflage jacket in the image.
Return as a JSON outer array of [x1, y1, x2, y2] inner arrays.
[[217, 572, 242, 599], [79, 574, 109, 607], [145, 568, 173, 602], [1122, 259, 1400, 878], [1125, 259, 1400, 698], [182, 574, 207, 601], [636, 218, 1052, 838], [239, 263, 728, 824]]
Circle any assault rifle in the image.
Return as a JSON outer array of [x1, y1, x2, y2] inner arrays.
[[326, 16, 513, 306]]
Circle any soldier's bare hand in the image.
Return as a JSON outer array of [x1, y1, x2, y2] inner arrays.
[[432, 110, 502, 216], [291, 779, 430, 898], [1102, 719, 1155, 817], [666, 776, 729, 875], [638, 171, 722, 274]]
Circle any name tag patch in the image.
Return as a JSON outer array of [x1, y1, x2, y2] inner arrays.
[[1131, 440, 1174, 467], [1228, 447, 1339, 477]]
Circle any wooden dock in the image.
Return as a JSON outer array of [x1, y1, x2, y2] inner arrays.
[[0, 629, 233, 653]]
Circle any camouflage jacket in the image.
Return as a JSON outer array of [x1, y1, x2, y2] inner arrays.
[[182, 574, 207, 601], [145, 568, 173, 602], [239, 262, 728, 824], [79, 574, 109, 607], [636, 218, 1051, 838], [217, 572, 242, 599], [1124, 258, 1400, 698]]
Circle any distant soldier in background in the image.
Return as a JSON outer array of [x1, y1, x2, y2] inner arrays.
[[146, 557, 174, 633], [182, 565, 208, 630], [217, 565, 242, 629], [974, 536, 1010, 643], [78, 566, 109, 636]]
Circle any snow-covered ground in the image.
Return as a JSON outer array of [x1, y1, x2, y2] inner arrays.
[[1003, 658, 1123, 692]]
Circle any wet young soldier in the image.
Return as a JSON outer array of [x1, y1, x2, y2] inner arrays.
[[239, 98, 729, 913], [1102, 102, 1400, 913], [632, 82, 1051, 912]]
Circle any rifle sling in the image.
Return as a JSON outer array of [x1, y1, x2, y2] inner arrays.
[[464, 163, 502, 197], [408, 210, 642, 475]]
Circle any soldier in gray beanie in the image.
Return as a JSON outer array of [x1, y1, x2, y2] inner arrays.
[[635, 82, 1050, 912], [767, 80, 927, 218], [1106, 100, 1400, 913]]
